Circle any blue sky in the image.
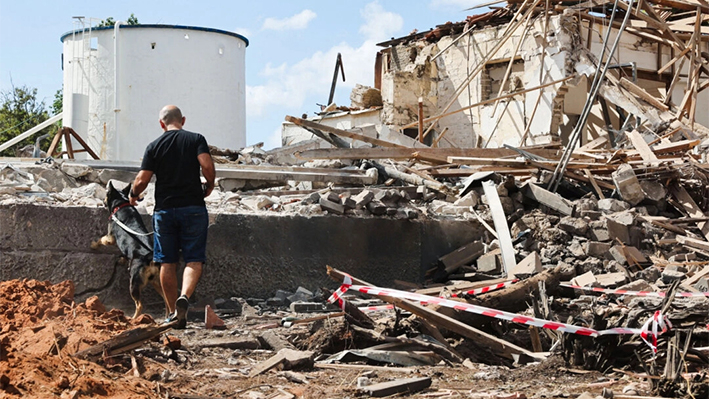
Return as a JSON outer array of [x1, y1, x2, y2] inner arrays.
[[0, 1, 481, 149]]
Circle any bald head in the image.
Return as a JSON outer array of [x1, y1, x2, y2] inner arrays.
[[159, 105, 183, 126]]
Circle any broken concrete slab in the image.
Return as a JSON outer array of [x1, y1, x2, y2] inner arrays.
[[523, 183, 574, 215], [249, 348, 314, 377], [358, 377, 432, 397], [612, 164, 645, 206], [511, 251, 542, 278]]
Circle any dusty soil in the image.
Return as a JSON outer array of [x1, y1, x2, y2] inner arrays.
[[0, 279, 703, 398]]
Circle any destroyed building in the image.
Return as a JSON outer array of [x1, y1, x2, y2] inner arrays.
[[2, 1, 709, 398]]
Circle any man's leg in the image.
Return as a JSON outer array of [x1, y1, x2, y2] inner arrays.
[[160, 263, 179, 314], [181, 262, 203, 299]]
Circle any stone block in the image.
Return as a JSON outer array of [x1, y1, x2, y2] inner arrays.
[[617, 279, 652, 292], [219, 178, 246, 192], [319, 197, 345, 215], [352, 190, 374, 208], [612, 164, 645, 206], [668, 253, 696, 262], [598, 198, 630, 213], [287, 287, 313, 303], [661, 268, 685, 284], [640, 180, 667, 203], [557, 216, 589, 236], [477, 249, 501, 274], [586, 241, 612, 258], [367, 200, 387, 215], [60, 163, 92, 178], [510, 251, 541, 278], [579, 210, 602, 220], [324, 191, 340, 204], [242, 195, 274, 211], [595, 272, 627, 288], [606, 218, 630, 244], [609, 246, 628, 265], [694, 277, 709, 292], [454, 192, 480, 207], [571, 271, 596, 287], [590, 227, 611, 242], [289, 302, 324, 313]]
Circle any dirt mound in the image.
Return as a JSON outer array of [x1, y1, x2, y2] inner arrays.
[[0, 279, 160, 398]]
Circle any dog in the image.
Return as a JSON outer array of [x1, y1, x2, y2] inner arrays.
[[92, 182, 166, 319]]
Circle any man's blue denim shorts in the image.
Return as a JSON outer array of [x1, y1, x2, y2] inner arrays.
[[153, 205, 208, 264]]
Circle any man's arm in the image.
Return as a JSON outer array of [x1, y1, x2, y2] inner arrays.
[[198, 152, 215, 197], [130, 170, 154, 206]]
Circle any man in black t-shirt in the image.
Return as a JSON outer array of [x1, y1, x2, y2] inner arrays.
[[130, 105, 215, 327]]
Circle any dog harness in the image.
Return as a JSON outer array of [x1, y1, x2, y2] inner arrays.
[[110, 203, 154, 237]]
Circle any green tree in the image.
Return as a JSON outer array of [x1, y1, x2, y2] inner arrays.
[[98, 13, 139, 28], [0, 85, 55, 157]]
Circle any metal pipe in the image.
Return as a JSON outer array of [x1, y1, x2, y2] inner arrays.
[[114, 20, 125, 160], [549, 0, 634, 192]]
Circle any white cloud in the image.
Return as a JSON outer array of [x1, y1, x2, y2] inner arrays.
[[262, 9, 317, 31], [247, 2, 402, 119], [359, 2, 404, 42]]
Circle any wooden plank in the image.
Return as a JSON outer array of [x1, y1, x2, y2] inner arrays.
[[359, 377, 432, 397], [576, 135, 609, 151], [619, 78, 670, 112], [415, 278, 508, 296], [73, 321, 177, 360], [522, 183, 574, 215], [314, 363, 415, 373], [684, 265, 709, 286], [670, 185, 709, 241], [216, 164, 376, 185], [285, 115, 407, 148], [583, 168, 606, 199], [327, 266, 538, 360], [529, 160, 616, 189], [658, 47, 692, 74], [677, 235, 709, 252], [626, 130, 660, 165], [296, 147, 562, 161], [482, 181, 516, 275]]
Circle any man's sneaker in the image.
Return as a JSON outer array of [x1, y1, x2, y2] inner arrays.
[[163, 311, 187, 329], [175, 295, 189, 322]]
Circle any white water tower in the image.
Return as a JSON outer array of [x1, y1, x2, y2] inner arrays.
[[61, 20, 248, 161]]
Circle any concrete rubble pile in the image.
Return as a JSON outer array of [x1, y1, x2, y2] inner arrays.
[[2, 0, 709, 397]]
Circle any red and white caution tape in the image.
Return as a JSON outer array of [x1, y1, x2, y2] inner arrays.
[[640, 310, 672, 354], [329, 274, 671, 352], [452, 279, 519, 297], [358, 304, 395, 312], [560, 283, 709, 298]]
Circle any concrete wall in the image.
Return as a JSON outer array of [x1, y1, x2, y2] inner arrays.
[[0, 204, 482, 313]]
